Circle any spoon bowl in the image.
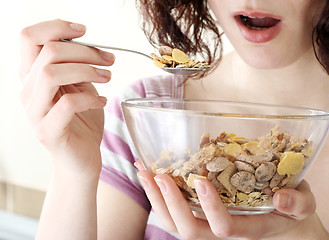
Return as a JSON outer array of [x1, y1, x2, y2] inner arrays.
[[161, 67, 210, 75]]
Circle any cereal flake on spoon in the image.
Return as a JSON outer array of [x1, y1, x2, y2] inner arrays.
[[151, 46, 210, 69]]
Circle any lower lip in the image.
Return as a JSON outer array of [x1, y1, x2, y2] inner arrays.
[[234, 16, 282, 43]]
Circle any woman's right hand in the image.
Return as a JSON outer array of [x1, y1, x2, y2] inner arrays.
[[136, 160, 329, 240], [20, 19, 115, 178]]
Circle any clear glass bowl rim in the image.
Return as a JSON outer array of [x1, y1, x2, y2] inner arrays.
[[121, 98, 329, 120]]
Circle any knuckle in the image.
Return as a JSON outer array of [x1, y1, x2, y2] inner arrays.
[[59, 94, 76, 111], [53, 18, 66, 26], [35, 126, 48, 145], [179, 229, 198, 240], [295, 206, 307, 217], [51, 19, 70, 35], [58, 19, 71, 32], [295, 196, 316, 217], [40, 64, 56, 85], [20, 26, 34, 42], [162, 222, 177, 234], [43, 41, 61, 59]]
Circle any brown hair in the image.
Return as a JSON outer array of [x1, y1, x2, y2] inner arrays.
[[137, 0, 329, 75], [313, 1, 329, 74], [136, 0, 222, 72]]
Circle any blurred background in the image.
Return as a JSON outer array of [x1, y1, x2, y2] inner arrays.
[[0, 0, 232, 239]]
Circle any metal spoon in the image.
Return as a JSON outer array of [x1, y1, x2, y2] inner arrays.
[[61, 39, 209, 75]]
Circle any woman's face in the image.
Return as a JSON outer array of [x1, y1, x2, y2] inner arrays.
[[208, 0, 325, 69]]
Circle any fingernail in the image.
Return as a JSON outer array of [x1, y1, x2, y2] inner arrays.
[[69, 23, 86, 32], [137, 172, 149, 190], [99, 50, 115, 62], [154, 176, 167, 194], [95, 68, 111, 79], [194, 179, 207, 197], [278, 193, 292, 209]]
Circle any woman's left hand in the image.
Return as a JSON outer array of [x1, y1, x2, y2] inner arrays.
[[135, 160, 328, 240]]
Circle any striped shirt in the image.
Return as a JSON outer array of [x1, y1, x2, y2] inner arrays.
[[100, 74, 185, 239]]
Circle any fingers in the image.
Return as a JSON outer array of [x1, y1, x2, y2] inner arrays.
[[137, 171, 177, 233], [273, 180, 316, 220], [154, 174, 200, 236], [194, 179, 235, 237], [20, 19, 87, 79], [20, 19, 115, 110], [21, 40, 114, 104], [25, 63, 111, 125], [156, 175, 217, 239], [20, 19, 116, 153], [140, 173, 213, 239], [194, 179, 284, 238], [35, 40, 115, 68], [21, 39, 115, 126], [21, 19, 86, 46], [38, 92, 107, 145], [138, 174, 317, 239], [195, 179, 316, 238]]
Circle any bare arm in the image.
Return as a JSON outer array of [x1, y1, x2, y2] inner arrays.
[[37, 175, 149, 240], [36, 169, 100, 240], [20, 19, 148, 239], [97, 180, 149, 240]]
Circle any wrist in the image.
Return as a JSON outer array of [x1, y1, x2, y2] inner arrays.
[[49, 163, 100, 204], [302, 214, 329, 240], [274, 213, 328, 240], [38, 157, 100, 240], [51, 151, 102, 182]]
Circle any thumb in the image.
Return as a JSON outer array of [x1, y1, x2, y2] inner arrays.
[[273, 180, 316, 220]]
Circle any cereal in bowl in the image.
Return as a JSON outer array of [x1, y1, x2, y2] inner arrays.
[[152, 126, 314, 209]]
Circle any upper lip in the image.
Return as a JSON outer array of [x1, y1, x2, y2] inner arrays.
[[233, 10, 282, 21]]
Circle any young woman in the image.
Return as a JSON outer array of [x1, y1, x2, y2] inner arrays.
[[19, 0, 329, 239]]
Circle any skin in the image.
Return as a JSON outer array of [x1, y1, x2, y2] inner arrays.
[[19, 0, 329, 239], [208, 0, 325, 69]]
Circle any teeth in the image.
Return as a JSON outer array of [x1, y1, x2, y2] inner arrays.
[[248, 16, 265, 19], [249, 26, 267, 30], [241, 15, 265, 19]]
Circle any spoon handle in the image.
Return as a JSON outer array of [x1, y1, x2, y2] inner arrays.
[[61, 39, 153, 60]]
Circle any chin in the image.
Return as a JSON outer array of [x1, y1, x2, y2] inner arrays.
[[238, 49, 293, 70]]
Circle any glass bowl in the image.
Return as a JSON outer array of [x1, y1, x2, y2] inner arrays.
[[121, 98, 329, 215]]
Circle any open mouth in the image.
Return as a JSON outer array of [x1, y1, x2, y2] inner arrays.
[[234, 13, 282, 43], [238, 15, 281, 30]]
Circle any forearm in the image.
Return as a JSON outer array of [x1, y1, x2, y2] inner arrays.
[[36, 165, 100, 240]]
